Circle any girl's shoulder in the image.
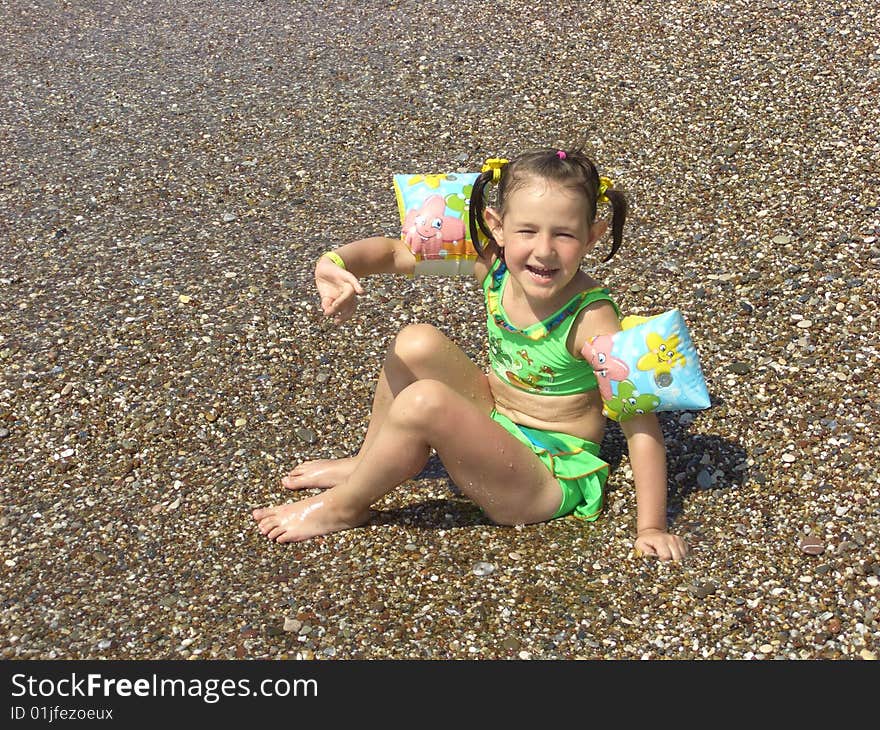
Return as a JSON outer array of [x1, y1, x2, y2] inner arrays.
[[472, 246, 501, 286], [567, 275, 622, 355], [577, 272, 619, 313]]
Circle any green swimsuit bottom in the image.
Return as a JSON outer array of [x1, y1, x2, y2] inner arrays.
[[489, 409, 608, 521]]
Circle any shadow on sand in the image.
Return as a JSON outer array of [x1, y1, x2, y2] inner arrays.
[[598, 393, 748, 524], [371, 394, 748, 531]]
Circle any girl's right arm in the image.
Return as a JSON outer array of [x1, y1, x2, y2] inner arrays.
[[316, 236, 416, 323]]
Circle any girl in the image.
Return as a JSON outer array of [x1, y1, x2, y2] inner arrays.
[[253, 148, 687, 561]]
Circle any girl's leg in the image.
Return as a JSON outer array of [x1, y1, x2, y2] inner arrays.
[[282, 324, 493, 489], [254, 380, 562, 542]]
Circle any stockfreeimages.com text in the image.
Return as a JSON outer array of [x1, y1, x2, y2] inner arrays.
[[10, 673, 317, 704]]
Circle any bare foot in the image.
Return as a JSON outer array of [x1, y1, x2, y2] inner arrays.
[[281, 457, 358, 490], [252, 492, 371, 543]]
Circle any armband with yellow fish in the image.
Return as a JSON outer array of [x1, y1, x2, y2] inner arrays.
[[582, 309, 711, 422]]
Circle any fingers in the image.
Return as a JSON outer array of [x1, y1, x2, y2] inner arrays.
[[316, 262, 363, 296], [321, 294, 353, 319], [326, 300, 356, 324], [672, 536, 688, 560], [321, 283, 356, 318], [317, 273, 363, 323], [658, 537, 687, 561], [635, 534, 689, 562], [341, 270, 364, 295], [654, 539, 685, 562]]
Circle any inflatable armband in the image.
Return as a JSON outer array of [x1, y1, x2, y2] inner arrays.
[[583, 309, 711, 423], [393, 173, 488, 276]]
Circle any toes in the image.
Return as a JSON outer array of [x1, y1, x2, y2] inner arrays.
[[255, 512, 279, 534], [258, 519, 277, 535], [267, 525, 287, 541]]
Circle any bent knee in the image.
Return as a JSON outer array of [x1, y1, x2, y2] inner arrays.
[[391, 324, 448, 368], [391, 380, 454, 425]]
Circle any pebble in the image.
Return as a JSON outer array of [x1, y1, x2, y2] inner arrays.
[[296, 428, 317, 444], [696, 469, 713, 489], [471, 562, 495, 577], [689, 582, 717, 599], [0, 0, 876, 664], [798, 536, 825, 555]]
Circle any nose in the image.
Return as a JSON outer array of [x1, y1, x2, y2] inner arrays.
[[533, 231, 554, 258]]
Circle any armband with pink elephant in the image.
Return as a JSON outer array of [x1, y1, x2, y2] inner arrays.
[[393, 173, 488, 276], [582, 309, 711, 423]]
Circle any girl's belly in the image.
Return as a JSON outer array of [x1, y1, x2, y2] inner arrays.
[[488, 371, 607, 443]]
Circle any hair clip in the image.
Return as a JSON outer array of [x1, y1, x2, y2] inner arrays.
[[481, 157, 509, 182], [556, 150, 567, 160], [598, 176, 613, 204]]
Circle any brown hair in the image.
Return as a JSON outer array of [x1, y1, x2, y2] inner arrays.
[[469, 147, 628, 262]]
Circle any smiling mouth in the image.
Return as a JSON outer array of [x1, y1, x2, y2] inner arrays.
[[526, 265, 557, 279]]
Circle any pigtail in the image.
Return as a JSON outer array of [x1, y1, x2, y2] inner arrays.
[[468, 169, 496, 258], [602, 188, 628, 262], [563, 149, 627, 262]]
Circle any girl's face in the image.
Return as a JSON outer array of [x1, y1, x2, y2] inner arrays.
[[485, 177, 606, 305]]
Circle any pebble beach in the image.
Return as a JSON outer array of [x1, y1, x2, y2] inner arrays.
[[1, 0, 878, 661]]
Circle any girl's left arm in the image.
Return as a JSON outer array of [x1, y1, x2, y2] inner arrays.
[[620, 414, 688, 561], [573, 300, 686, 560]]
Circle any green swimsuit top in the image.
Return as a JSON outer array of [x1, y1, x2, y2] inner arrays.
[[482, 258, 620, 396]]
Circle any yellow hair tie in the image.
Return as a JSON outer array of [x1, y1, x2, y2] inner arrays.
[[481, 157, 509, 183], [598, 176, 613, 204]]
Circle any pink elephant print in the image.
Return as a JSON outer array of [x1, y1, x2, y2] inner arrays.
[[583, 334, 630, 401], [403, 195, 466, 259]]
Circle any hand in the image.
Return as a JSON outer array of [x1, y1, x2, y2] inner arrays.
[[634, 528, 688, 562], [314, 255, 364, 324]]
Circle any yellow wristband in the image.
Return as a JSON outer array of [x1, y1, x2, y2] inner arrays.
[[323, 251, 346, 270]]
